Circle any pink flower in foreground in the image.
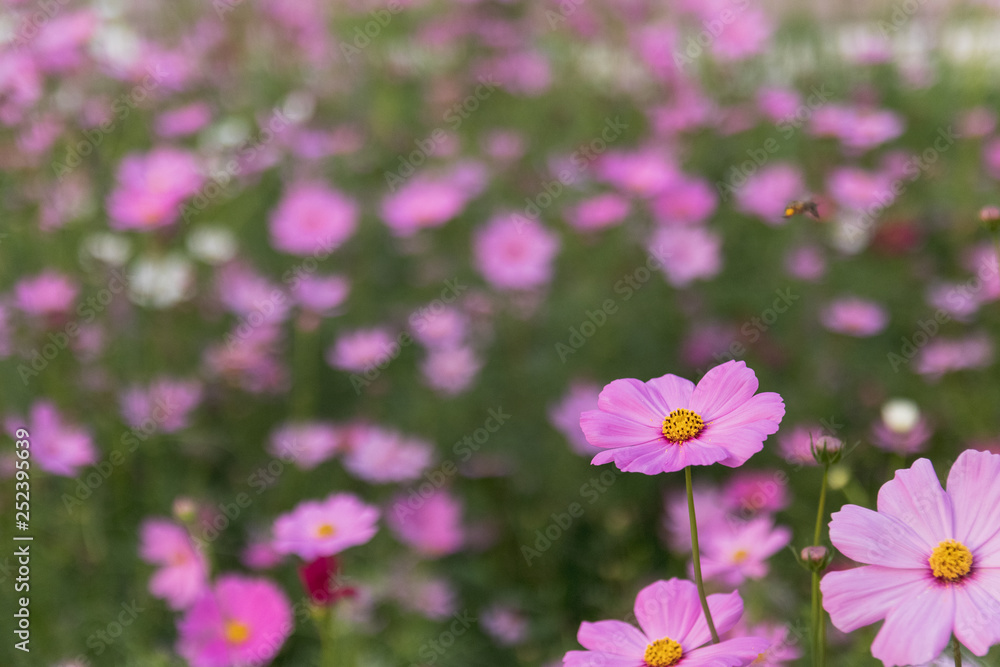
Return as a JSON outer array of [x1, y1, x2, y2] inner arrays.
[[272, 493, 379, 559], [821, 450, 1000, 666], [563, 578, 769, 667], [139, 518, 208, 610], [580, 361, 784, 474], [268, 182, 358, 255], [176, 574, 292, 667]]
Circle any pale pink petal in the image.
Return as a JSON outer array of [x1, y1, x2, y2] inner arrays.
[[947, 449, 1000, 554], [577, 620, 648, 655], [953, 569, 1000, 655], [645, 373, 696, 413], [688, 361, 759, 421], [563, 650, 643, 667], [682, 590, 746, 648], [634, 579, 705, 643], [828, 504, 930, 567], [596, 378, 664, 424], [870, 579, 954, 667], [876, 457, 953, 548], [821, 566, 929, 632], [681, 637, 771, 666], [581, 411, 662, 450]]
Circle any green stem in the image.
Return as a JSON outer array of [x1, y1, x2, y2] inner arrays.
[[954, 638, 963, 667], [811, 571, 821, 667], [293, 323, 317, 418], [812, 465, 830, 667], [813, 466, 828, 546], [685, 466, 720, 644]]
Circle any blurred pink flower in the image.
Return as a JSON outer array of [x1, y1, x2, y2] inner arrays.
[[13, 271, 78, 318], [482, 603, 528, 646], [473, 216, 560, 290], [421, 346, 482, 395], [176, 574, 292, 667], [268, 182, 358, 255], [388, 488, 464, 557], [291, 274, 350, 314], [581, 361, 784, 474], [697, 515, 792, 587], [784, 244, 827, 281], [827, 167, 894, 211], [326, 327, 400, 374], [595, 150, 678, 198], [777, 423, 824, 466], [822, 450, 1000, 665], [380, 177, 469, 237], [548, 382, 601, 456], [215, 262, 290, 322], [756, 86, 801, 123], [268, 422, 342, 470], [155, 103, 212, 138], [725, 619, 803, 665], [722, 469, 789, 515], [410, 305, 468, 349], [711, 8, 773, 62], [820, 297, 889, 337], [914, 334, 994, 380], [107, 148, 203, 231], [648, 225, 722, 287], [735, 163, 804, 225], [650, 176, 717, 226], [343, 425, 433, 483], [272, 493, 379, 559], [12, 401, 97, 477], [120, 378, 203, 434], [564, 193, 631, 232], [139, 518, 209, 610]]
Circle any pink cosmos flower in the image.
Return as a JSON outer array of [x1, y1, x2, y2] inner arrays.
[[473, 216, 560, 291], [580, 361, 785, 474], [215, 262, 290, 322], [12, 401, 97, 477], [549, 382, 602, 456], [342, 425, 433, 483], [421, 346, 482, 395], [648, 226, 722, 287], [272, 492, 379, 559], [410, 306, 468, 350], [155, 103, 212, 138], [821, 450, 1000, 665], [595, 150, 679, 198], [564, 193, 631, 232], [827, 167, 894, 211], [268, 182, 358, 255], [107, 148, 203, 231], [735, 163, 804, 225], [650, 176, 717, 226], [725, 619, 803, 665], [563, 578, 769, 667], [13, 271, 78, 318], [871, 399, 932, 455], [138, 518, 209, 610], [482, 603, 529, 646], [388, 488, 464, 557], [290, 274, 350, 314], [267, 422, 342, 470], [176, 574, 292, 667], [326, 327, 399, 374], [380, 177, 469, 237], [820, 297, 889, 337], [914, 335, 994, 380], [777, 423, 824, 466], [722, 470, 790, 515], [710, 8, 774, 62], [663, 486, 730, 554], [120, 378, 203, 434], [784, 245, 826, 282], [697, 515, 792, 587]]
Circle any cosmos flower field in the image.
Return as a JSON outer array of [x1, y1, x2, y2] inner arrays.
[[4, 0, 1000, 666]]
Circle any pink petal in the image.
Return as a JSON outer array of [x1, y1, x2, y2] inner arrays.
[[688, 361, 759, 421], [645, 373, 696, 412], [563, 650, 643, 667], [596, 378, 664, 424], [577, 620, 648, 656], [953, 569, 1000, 655], [820, 566, 928, 633], [633, 579, 705, 644], [581, 411, 661, 450], [681, 637, 772, 666], [947, 449, 1000, 556], [828, 504, 930, 567], [684, 590, 746, 648], [871, 579, 954, 667], [876, 458, 953, 548]]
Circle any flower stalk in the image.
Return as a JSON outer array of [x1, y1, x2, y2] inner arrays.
[[685, 466, 720, 644]]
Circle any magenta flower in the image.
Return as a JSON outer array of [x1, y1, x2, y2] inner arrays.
[[648, 226, 722, 288], [138, 518, 208, 610], [420, 346, 482, 396], [820, 297, 889, 337], [12, 401, 97, 477], [268, 182, 358, 256], [564, 193, 631, 232], [380, 177, 469, 237], [563, 578, 769, 667], [120, 377, 203, 434], [735, 163, 804, 225], [580, 361, 785, 474], [821, 449, 1000, 665], [342, 425, 433, 483], [388, 488, 464, 557], [696, 515, 792, 587], [176, 574, 292, 667], [13, 271, 78, 318], [267, 421, 342, 470], [107, 148, 202, 230], [272, 492, 379, 559], [326, 327, 398, 374], [473, 215, 560, 291], [548, 381, 602, 456]]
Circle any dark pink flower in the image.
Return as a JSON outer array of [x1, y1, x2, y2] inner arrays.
[[107, 149, 202, 230], [268, 182, 358, 255], [474, 216, 560, 290]]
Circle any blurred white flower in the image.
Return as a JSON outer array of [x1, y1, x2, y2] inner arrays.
[[128, 254, 194, 309]]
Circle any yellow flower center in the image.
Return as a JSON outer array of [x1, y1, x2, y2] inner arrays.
[[662, 409, 704, 443], [224, 620, 251, 645], [733, 548, 749, 563], [315, 523, 336, 538], [929, 539, 973, 582], [644, 637, 683, 667]]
